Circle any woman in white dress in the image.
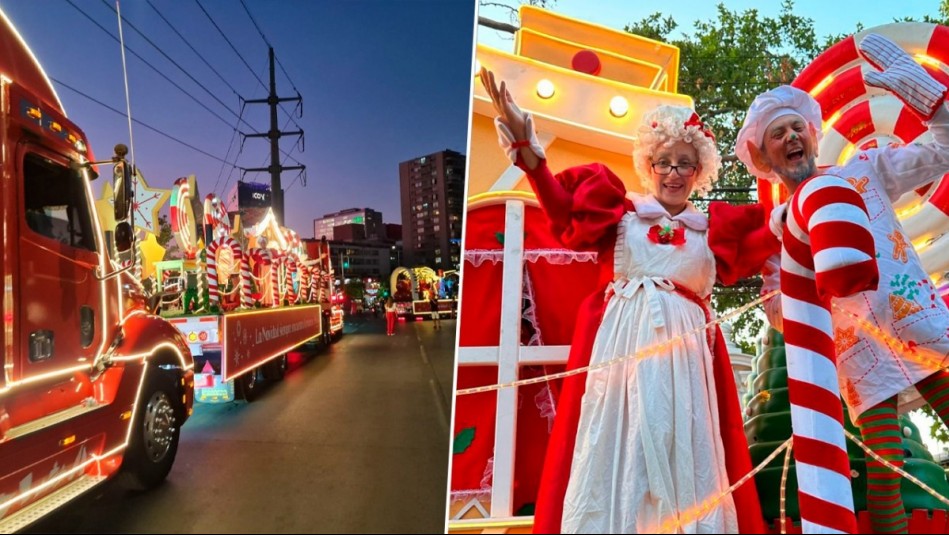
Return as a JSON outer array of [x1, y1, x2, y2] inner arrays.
[[480, 69, 764, 534]]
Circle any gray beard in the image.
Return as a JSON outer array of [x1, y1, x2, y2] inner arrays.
[[777, 158, 818, 185]]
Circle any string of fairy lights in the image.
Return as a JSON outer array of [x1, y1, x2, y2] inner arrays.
[[455, 287, 949, 527], [454, 290, 779, 396]]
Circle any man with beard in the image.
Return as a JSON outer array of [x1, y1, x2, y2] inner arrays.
[[715, 34, 949, 534]]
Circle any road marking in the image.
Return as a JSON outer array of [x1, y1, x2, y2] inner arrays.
[[415, 323, 449, 432]]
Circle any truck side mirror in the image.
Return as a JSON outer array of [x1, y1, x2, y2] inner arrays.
[[115, 221, 132, 253], [113, 160, 131, 221]]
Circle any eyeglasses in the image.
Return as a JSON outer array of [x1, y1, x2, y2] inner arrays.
[[651, 162, 697, 178]]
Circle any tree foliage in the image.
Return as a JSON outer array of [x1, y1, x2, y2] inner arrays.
[[624, 1, 831, 350]]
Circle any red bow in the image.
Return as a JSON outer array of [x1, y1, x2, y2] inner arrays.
[[684, 112, 715, 141], [647, 224, 686, 246]]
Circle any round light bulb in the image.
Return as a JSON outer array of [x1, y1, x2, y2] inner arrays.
[[536, 79, 555, 99], [609, 96, 629, 117]]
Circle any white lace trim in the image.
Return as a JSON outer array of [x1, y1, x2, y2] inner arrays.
[[465, 248, 598, 267], [451, 489, 492, 498], [480, 456, 494, 491], [613, 213, 633, 287], [522, 267, 543, 347], [535, 384, 557, 433]]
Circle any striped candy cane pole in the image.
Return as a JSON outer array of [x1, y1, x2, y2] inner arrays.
[[271, 253, 281, 307], [782, 174, 878, 534], [298, 263, 310, 303], [206, 238, 221, 307], [285, 254, 298, 305], [310, 266, 319, 303], [240, 254, 253, 309]]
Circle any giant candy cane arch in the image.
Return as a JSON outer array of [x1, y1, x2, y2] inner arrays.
[[781, 176, 878, 534], [792, 21, 949, 296]]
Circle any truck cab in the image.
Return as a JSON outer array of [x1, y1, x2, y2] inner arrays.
[[0, 10, 194, 531]]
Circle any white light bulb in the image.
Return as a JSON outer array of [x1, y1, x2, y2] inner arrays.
[[536, 79, 555, 99]]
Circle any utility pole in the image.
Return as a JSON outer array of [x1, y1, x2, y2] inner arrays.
[[243, 47, 304, 227]]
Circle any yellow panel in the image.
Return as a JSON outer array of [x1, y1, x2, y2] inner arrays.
[[468, 114, 515, 196], [518, 5, 679, 91], [518, 28, 661, 89], [467, 114, 644, 199]]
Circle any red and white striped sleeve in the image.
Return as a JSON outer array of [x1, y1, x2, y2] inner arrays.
[[787, 174, 879, 300]]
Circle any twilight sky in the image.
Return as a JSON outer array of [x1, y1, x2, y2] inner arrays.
[[0, 0, 476, 234]]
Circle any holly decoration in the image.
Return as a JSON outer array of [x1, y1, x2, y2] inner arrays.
[[453, 427, 476, 454], [647, 224, 686, 245]]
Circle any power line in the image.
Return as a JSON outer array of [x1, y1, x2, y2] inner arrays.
[[239, 0, 271, 47], [64, 0, 239, 132], [195, 0, 268, 92], [237, 0, 303, 130], [52, 77, 243, 170], [249, 106, 305, 183], [212, 105, 246, 196], [99, 0, 256, 132], [145, 0, 243, 98]]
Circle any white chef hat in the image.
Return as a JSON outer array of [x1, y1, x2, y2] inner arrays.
[[735, 85, 823, 182]]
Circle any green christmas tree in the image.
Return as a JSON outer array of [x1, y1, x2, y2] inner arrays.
[[743, 328, 949, 523]]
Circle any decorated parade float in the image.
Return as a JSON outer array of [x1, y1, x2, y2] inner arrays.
[[117, 176, 344, 403], [449, 6, 949, 533], [390, 265, 455, 319]]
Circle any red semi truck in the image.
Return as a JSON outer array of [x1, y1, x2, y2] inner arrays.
[[0, 10, 194, 531]]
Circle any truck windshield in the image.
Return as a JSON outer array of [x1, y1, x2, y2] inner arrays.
[[24, 152, 97, 251]]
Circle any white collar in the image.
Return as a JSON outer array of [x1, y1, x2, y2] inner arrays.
[[627, 192, 708, 231]]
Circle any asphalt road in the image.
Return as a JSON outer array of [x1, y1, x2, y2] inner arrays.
[[25, 315, 457, 534]]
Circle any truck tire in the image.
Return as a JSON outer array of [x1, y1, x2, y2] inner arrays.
[[122, 369, 180, 490], [263, 354, 287, 381], [236, 368, 261, 402]]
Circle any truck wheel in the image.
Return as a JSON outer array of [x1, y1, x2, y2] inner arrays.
[[237, 368, 260, 402], [263, 354, 287, 381], [122, 370, 180, 490]]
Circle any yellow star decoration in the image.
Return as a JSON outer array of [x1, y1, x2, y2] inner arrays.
[[130, 170, 170, 235], [137, 232, 167, 280], [888, 230, 909, 263], [96, 181, 116, 232]]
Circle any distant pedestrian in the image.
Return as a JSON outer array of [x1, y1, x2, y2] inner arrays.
[[385, 297, 397, 336], [429, 295, 441, 331]]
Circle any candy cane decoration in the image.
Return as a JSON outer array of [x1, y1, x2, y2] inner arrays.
[[247, 247, 269, 305], [170, 178, 198, 259], [207, 236, 243, 308], [270, 251, 282, 307], [781, 175, 878, 534], [284, 253, 298, 305], [204, 193, 230, 241], [310, 265, 320, 303], [240, 254, 253, 308], [298, 263, 311, 303], [794, 21, 949, 295]]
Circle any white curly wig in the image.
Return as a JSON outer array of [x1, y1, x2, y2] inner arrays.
[[631, 105, 721, 197]]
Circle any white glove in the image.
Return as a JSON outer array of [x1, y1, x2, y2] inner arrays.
[[494, 111, 546, 163], [859, 33, 948, 120], [769, 203, 787, 242]]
